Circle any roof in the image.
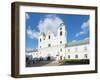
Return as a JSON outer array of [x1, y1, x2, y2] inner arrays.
[[26, 48, 38, 53], [26, 39, 89, 53], [67, 39, 89, 47]]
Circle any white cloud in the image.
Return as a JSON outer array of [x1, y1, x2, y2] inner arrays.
[[84, 37, 89, 40], [76, 31, 85, 37], [75, 19, 90, 37], [72, 40, 77, 42], [26, 13, 30, 19], [37, 14, 64, 35], [27, 26, 40, 39], [27, 14, 64, 39], [81, 19, 90, 29]]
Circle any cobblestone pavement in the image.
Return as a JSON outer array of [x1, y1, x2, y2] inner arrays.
[[26, 60, 61, 67], [44, 61, 61, 66]]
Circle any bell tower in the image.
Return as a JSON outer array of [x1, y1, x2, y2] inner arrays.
[[58, 23, 67, 45]]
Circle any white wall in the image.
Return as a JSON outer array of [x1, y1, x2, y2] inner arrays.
[[66, 44, 89, 59], [0, 0, 100, 80]]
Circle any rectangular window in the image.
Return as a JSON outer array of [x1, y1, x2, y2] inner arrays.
[[84, 47, 87, 51], [75, 55, 78, 58], [68, 55, 70, 59], [60, 49, 62, 52], [84, 54, 88, 58], [75, 48, 78, 52], [68, 49, 70, 52], [60, 31, 62, 36]]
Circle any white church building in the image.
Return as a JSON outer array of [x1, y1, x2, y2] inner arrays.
[[26, 23, 90, 61]]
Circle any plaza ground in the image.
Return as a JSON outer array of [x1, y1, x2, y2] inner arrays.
[[26, 59, 89, 67]]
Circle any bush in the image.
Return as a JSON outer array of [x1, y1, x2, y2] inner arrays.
[[59, 59, 80, 62], [59, 59, 89, 65]]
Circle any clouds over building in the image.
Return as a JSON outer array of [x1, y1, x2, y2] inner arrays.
[[26, 13, 89, 42], [37, 15, 64, 35], [27, 14, 64, 39]]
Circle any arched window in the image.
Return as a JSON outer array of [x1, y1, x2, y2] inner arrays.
[[40, 38, 41, 42], [60, 31, 62, 36], [60, 41, 62, 44], [60, 27, 62, 30], [48, 35, 50, 39]]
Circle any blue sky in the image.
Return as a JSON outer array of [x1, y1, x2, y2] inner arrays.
[[26, 12, 90, 49]]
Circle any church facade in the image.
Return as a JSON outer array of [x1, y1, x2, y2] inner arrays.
[[27, 23, 89, 61]]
